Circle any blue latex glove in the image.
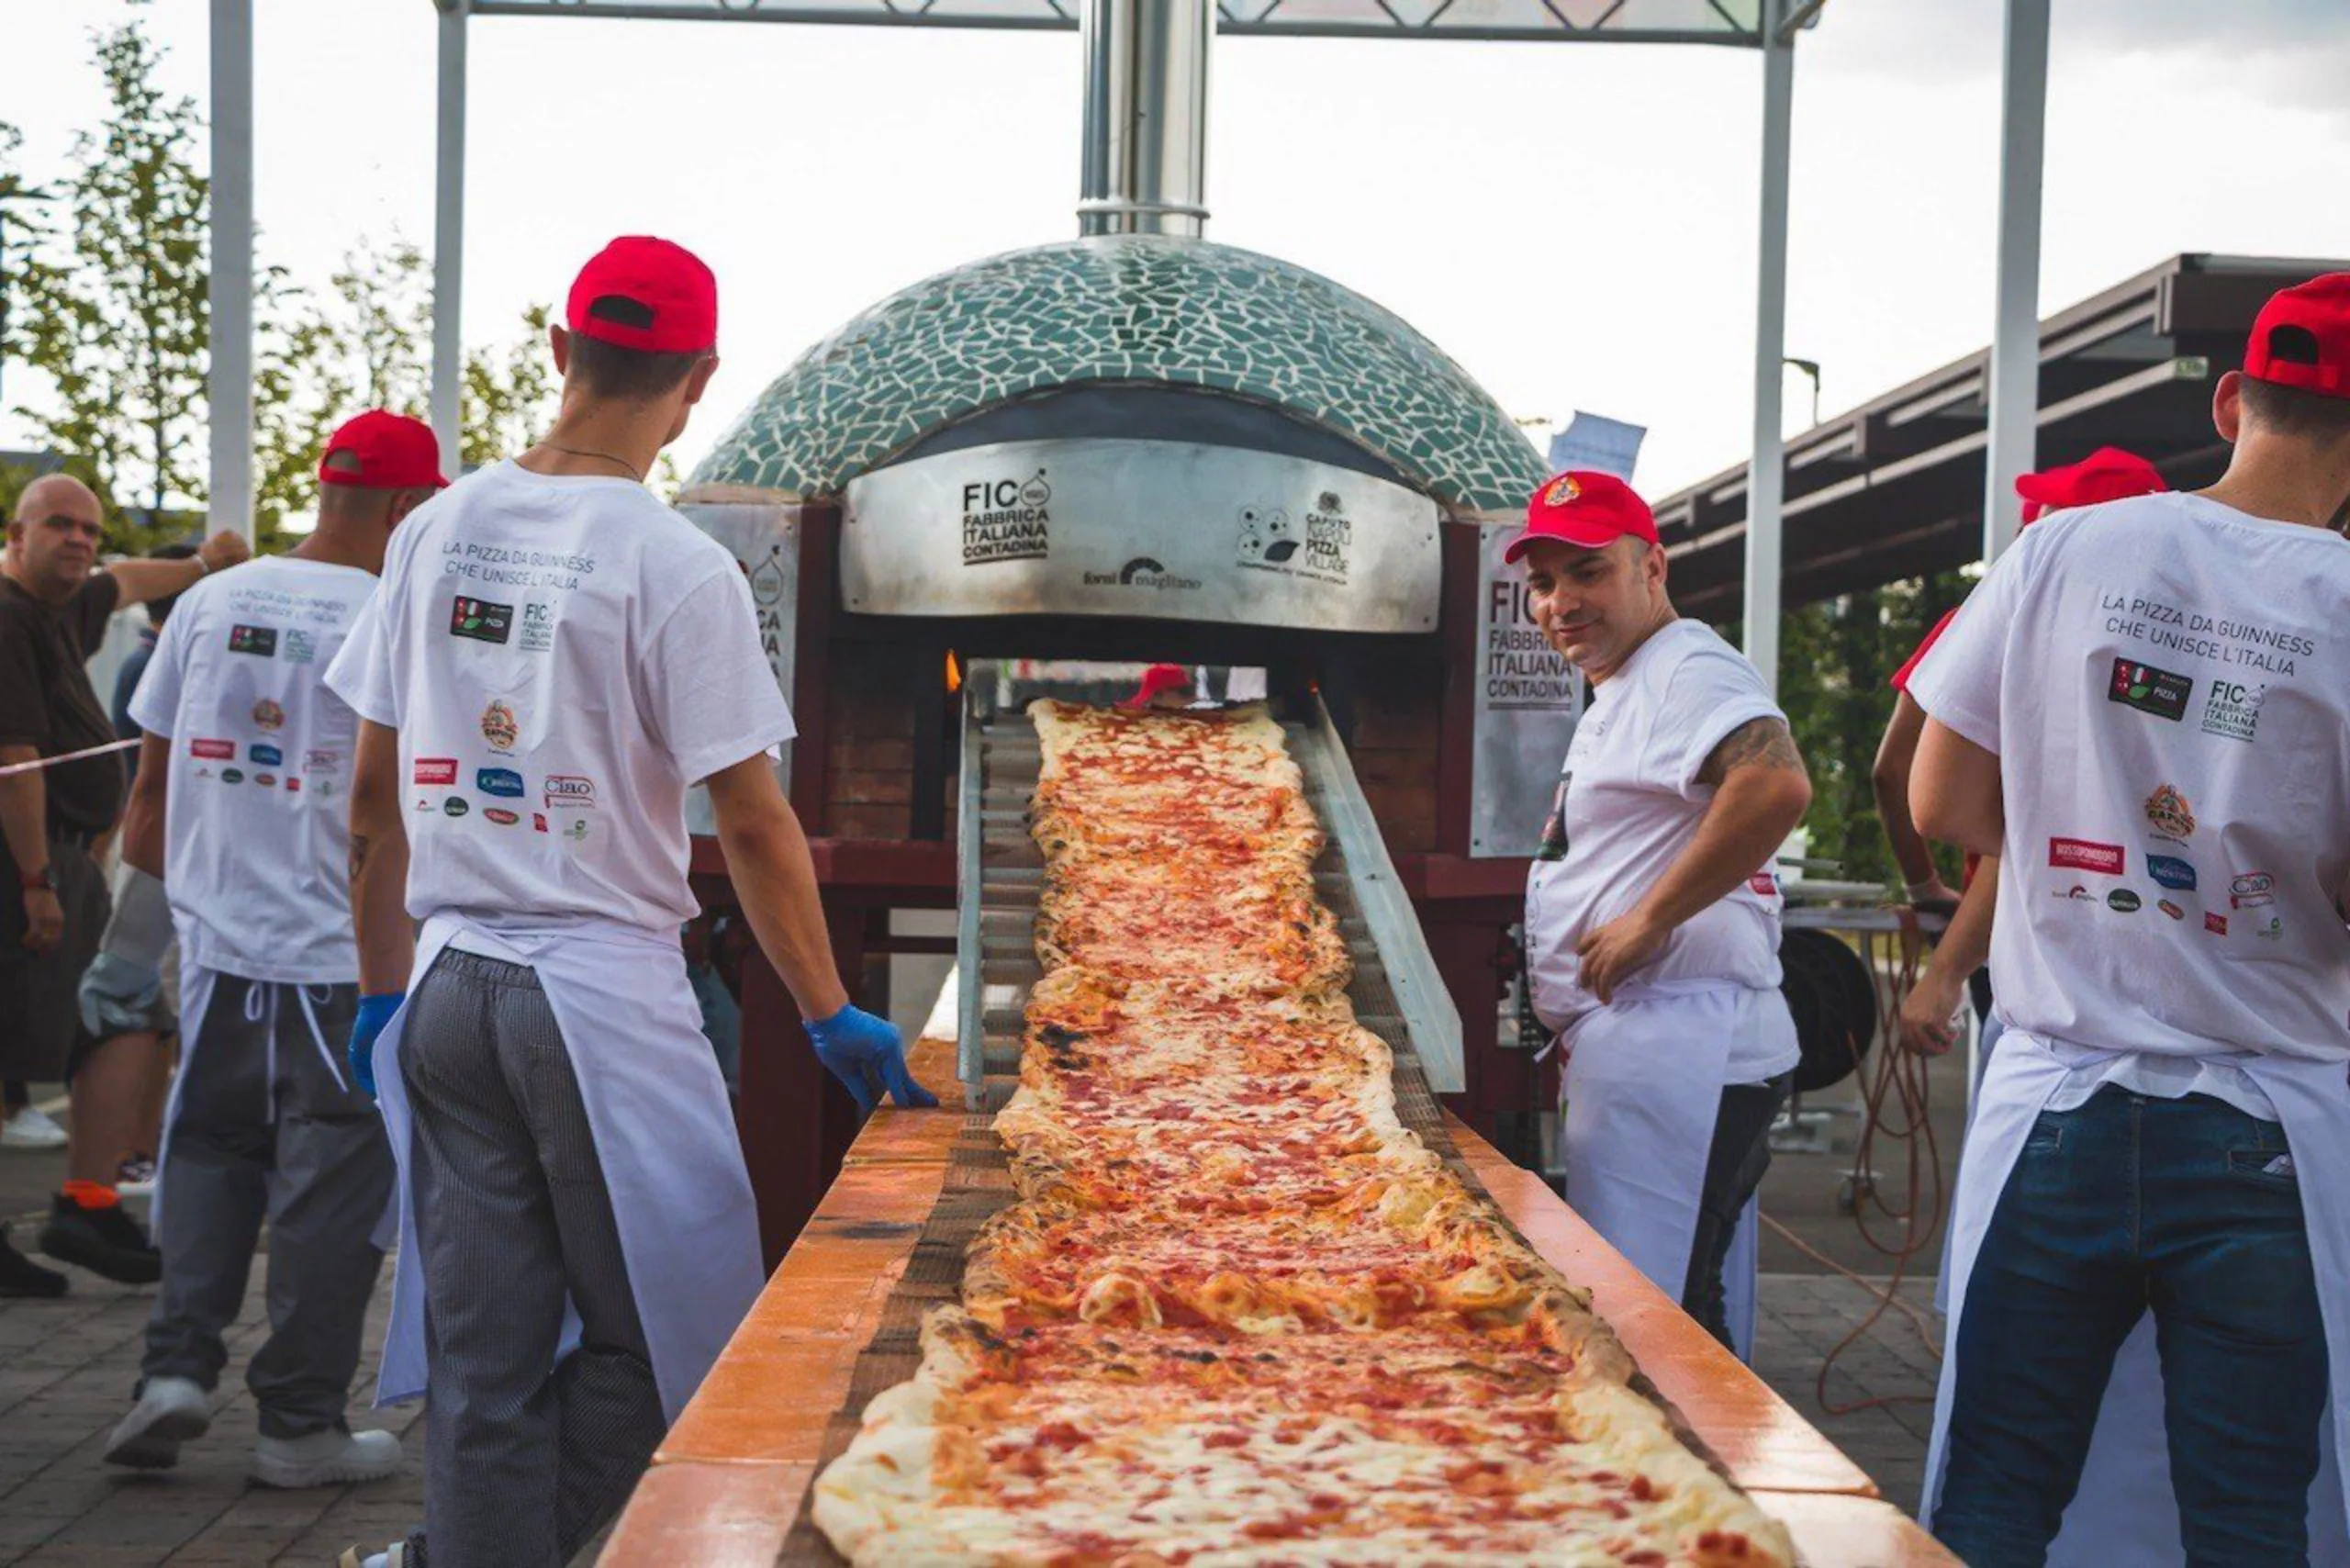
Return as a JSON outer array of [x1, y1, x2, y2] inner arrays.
[[350, 992, 404, 1096], [804, 1004, 938, 1114]]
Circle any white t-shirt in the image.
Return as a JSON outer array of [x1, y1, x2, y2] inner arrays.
[[1525, 619, 1796, 1081], [1909, 493, 2350, 1075], [325, 462, 796, 939], [129, 556, 377, 984]]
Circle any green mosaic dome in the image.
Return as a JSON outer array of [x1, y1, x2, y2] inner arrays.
[[691, 236, 1546, 514]]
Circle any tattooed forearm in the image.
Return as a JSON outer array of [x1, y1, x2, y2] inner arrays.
[[1697, 716, 1808, 787], [349, 834, 371, 884]]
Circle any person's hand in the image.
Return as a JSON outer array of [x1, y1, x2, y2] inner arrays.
[[20, 886, 62, 954], [1575, 907, 1669, 1006], [1898, 969, 1966, 1057], [196, 530, 251, 574], [803, 1004, 939, 1114], [349, 991, 405, 1095]]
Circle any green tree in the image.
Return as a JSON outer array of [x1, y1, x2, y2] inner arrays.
[[7, 21, 208, 543], [1752, 567, 1973, 889], [462, 304, 557, 471]]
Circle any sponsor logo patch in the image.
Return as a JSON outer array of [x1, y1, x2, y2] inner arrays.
[[254, 773, 275, 788], [2200, 679, 2265, 744], [190, 738, 234, 760], [532, 812, 549, 833], [2206, 912, 2228, 935], [283, 628, 317, 665], [229, 624, 276, 657], [252, 699, 285, 733], [562, 819, 588, 844], [476, 767, 524, 799], [2109, 657, 2191, 722], [2055, 884, 2094, 902], [443, 797, 470, 818], [414, 797, 435, 813], [304, 748, 342, 774], [484, 807, 520, 825], [250, 744, 284, 767], [2107, 889, 2143, 913], [414, 757, 458, 787], [543, 775, 597, 810], [2049, 837, 2124, 875], [519, 602, 554, 653], [450, 596, 513, 644], [2146, 855, 2197, 890], [285, 778, 300, 792], [480, 700, 520, 753], [2231, 871, 2276, 909], [2143, 784, 2194, 843], [222, 768, 245, 785], [1747, 871, 1779, 898], [2157, 899, 2185, 921]]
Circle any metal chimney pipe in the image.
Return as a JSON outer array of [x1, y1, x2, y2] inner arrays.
[[1078, 0, 1211, 238]]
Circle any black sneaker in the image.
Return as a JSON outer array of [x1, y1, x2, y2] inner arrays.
[[39, 1194, 161, 1284], [0, 1226, 67, 1297]]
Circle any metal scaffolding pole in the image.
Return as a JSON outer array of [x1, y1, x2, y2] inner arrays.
[[207, 0, 255, 542], [431, 0, 470, 473], [1741, 0, 1795, 692], [1984, 0, 2050, 564]]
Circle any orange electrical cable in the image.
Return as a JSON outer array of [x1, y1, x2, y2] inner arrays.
[[1758, 909, 1951, 1417]]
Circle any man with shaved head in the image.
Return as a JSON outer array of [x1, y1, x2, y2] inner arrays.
[[0, 473, 247, 1296]]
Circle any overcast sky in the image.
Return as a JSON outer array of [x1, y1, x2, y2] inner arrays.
[[7, 0, 2347, 500]]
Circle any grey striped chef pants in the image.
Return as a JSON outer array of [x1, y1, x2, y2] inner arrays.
[[399, 949, 665, 1568], [144, 974, 391, 1438]]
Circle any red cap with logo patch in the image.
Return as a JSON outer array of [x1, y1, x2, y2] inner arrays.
[[2244, 272, 2350, 399], [318, 410, 448, 490], [2013, 446, 2165, 523], [565, 236, 718, 355], [1504, 470, 1659, 563]]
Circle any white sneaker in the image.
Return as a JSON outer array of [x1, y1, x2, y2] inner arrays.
[[1, 1105, 68, 1150], [104, 1375, 212, 1469], [253, 1426, 403, 1488]]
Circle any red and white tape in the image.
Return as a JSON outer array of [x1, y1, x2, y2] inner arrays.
[[0, 738, 140, 778]]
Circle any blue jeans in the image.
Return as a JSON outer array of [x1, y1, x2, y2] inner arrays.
[[1935, 1087, 2327, 1567]]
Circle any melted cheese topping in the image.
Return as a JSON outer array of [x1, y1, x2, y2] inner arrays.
[[811, 703, 1794, 1568]]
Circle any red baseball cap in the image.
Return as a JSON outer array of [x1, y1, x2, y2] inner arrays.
[[565, 236, 718, 355], [318, 410, 448, 490], [1504, 470, 1660, 563], [2244, 272, 2350, 399], [2013, 447, 2166, 523]]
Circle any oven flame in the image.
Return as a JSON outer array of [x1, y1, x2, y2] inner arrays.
[[946, 650, 963, 693]]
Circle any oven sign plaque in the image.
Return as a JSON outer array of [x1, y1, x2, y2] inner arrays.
[[844, 438, 1440, 634]]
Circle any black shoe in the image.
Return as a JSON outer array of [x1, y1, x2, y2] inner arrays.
[[0, 1226, 68, 1297], [39, 1194, 161, 1284]]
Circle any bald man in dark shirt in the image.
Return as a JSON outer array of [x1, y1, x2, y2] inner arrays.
[[0, 475, 246, 1294]]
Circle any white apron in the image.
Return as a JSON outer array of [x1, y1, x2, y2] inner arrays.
[[370, 913, 765, 1424], [1562, 981, 1787, 1362], [1921, 1031, 2350, 1564]]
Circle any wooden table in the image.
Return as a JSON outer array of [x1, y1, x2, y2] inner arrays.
[[600, 1032, 1956, 1565]]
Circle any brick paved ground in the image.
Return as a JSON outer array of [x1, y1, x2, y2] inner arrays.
[[1, 1187, 426, 1567]]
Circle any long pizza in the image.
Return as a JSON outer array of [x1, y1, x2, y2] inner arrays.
[[814, 701, 1794, 1566]]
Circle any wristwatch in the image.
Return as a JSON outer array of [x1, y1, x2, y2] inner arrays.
[[19, 865, 56, 892]]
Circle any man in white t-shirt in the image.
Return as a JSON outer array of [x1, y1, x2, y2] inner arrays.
[[1910, 273, 2350, 1564], [1516, 471, 1812, 1350], [102, 412, 444, 1484], [327, 237, 934, 1568]]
